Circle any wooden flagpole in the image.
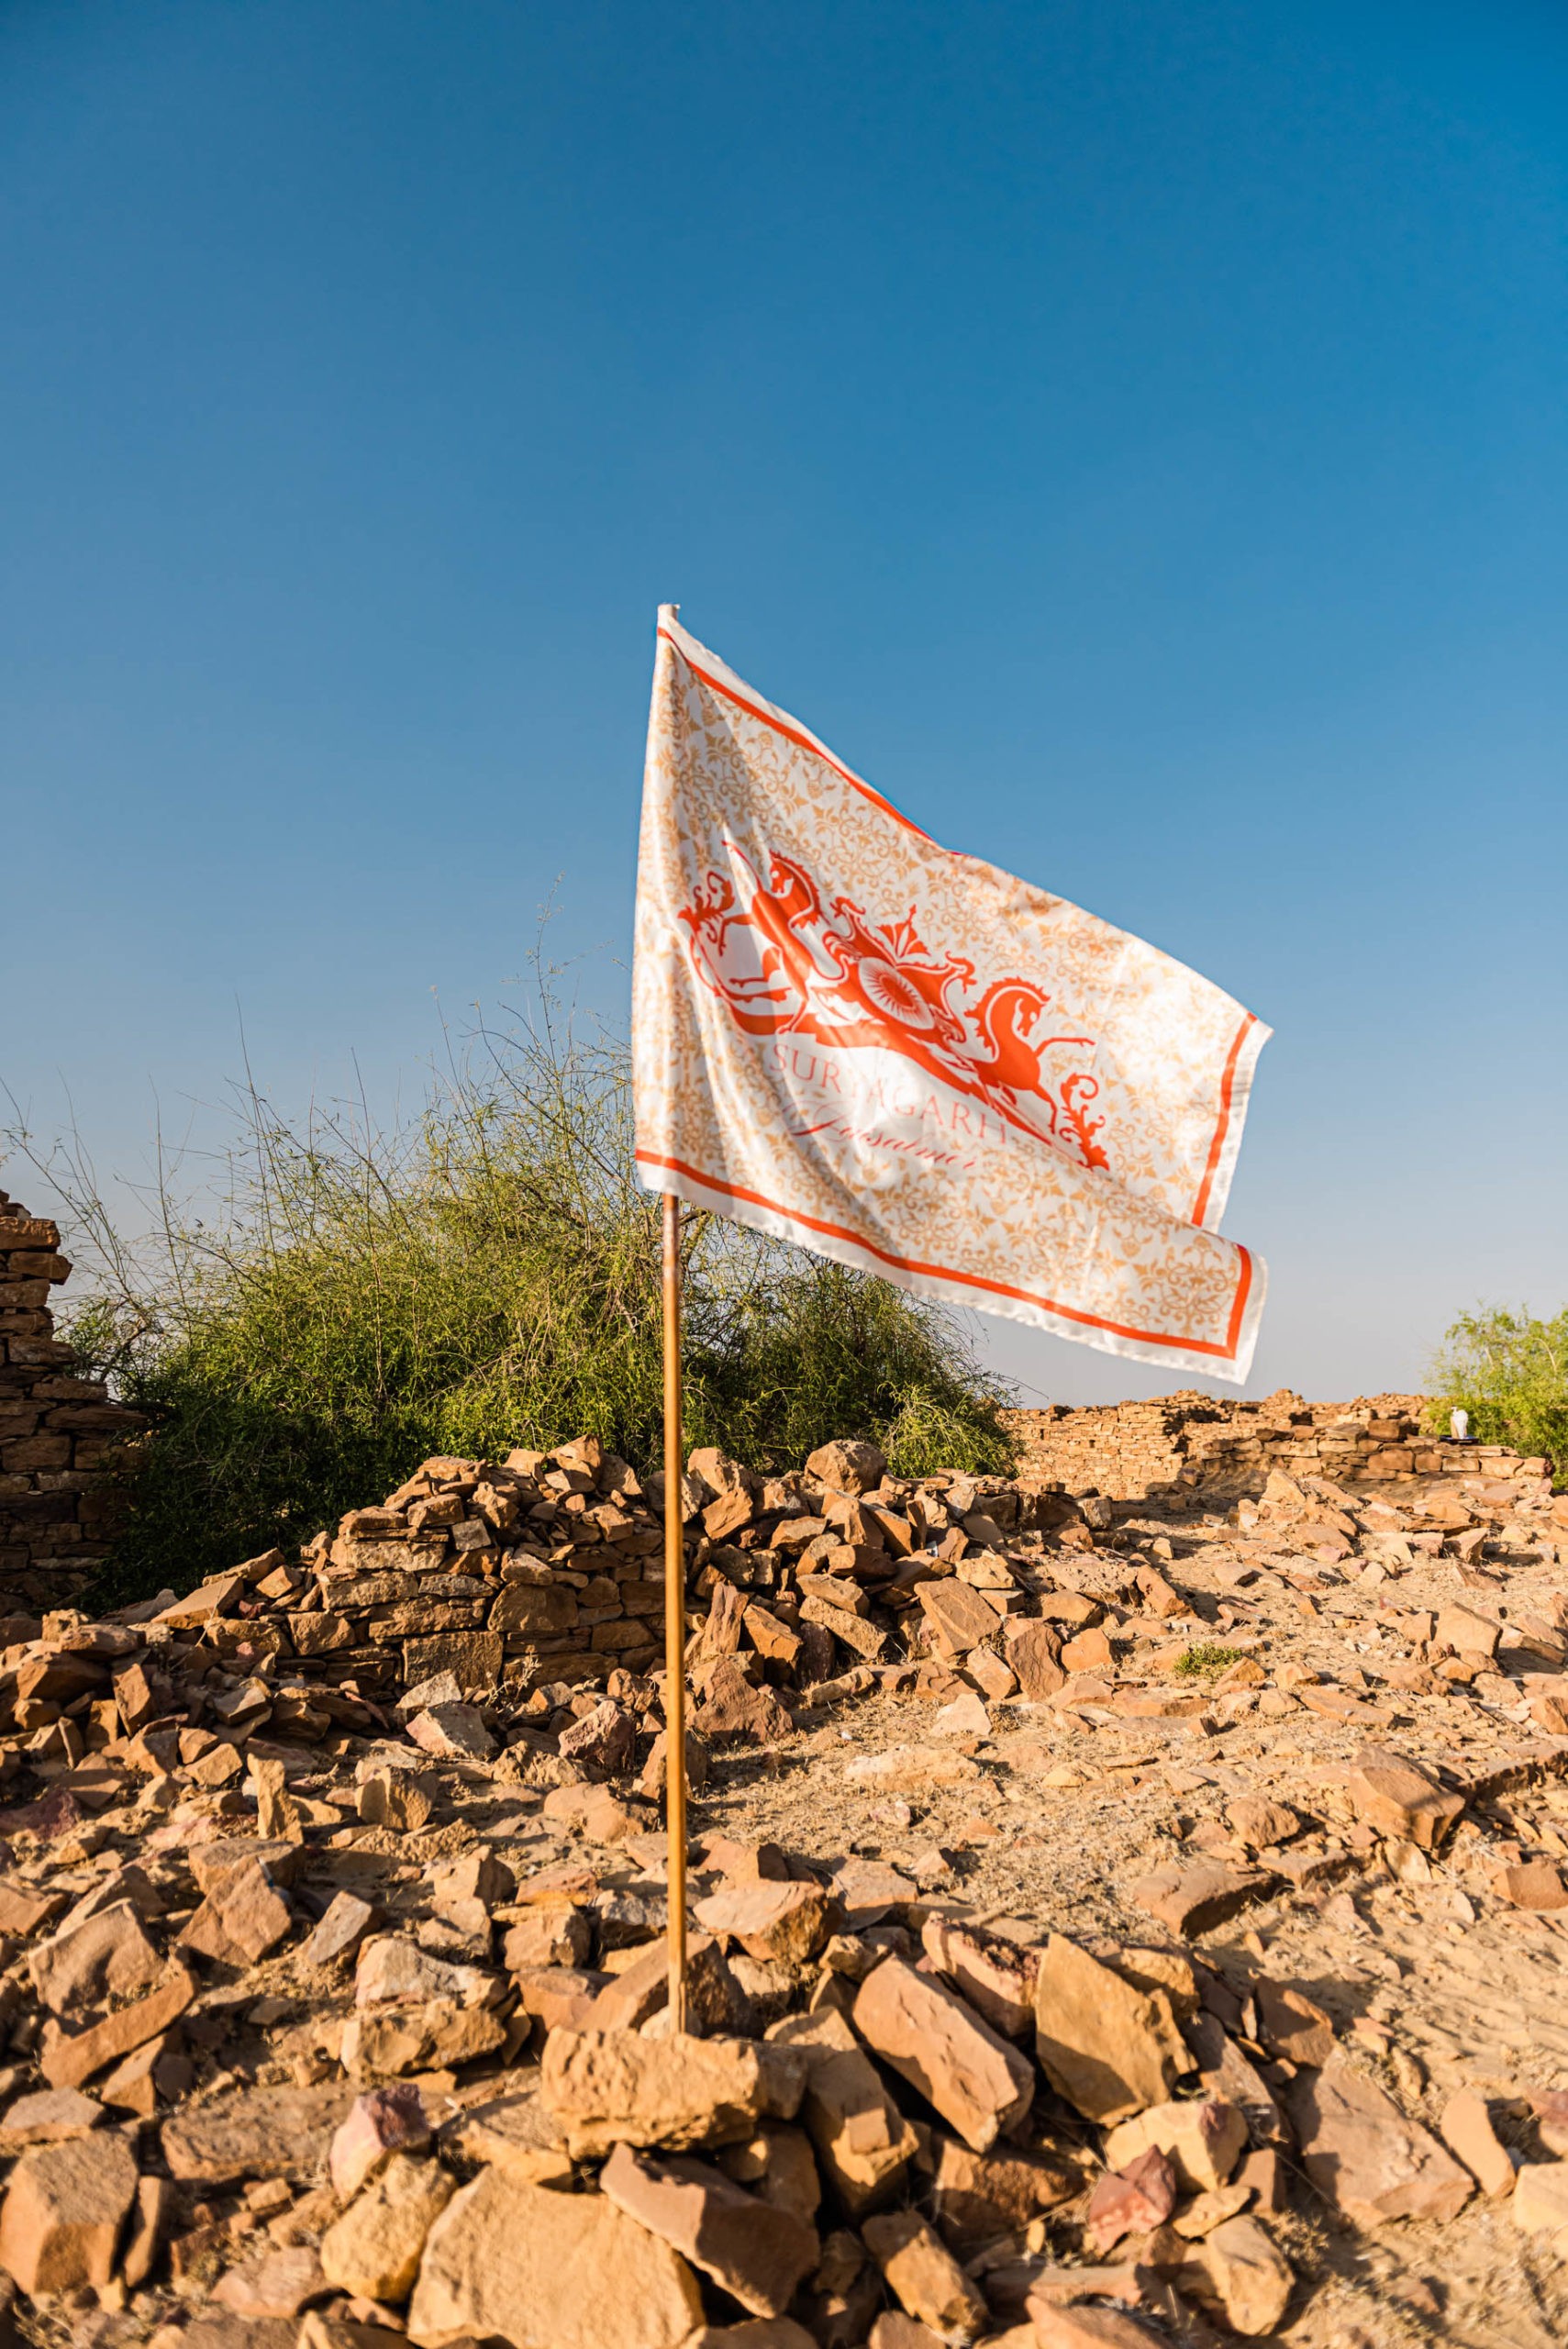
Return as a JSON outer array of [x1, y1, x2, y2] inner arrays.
[[661, 1190, 688, 2032]]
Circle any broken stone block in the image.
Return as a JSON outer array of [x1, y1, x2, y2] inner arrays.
[[341, 1998, 506, 2077], [843, 1743, 983, 1794], [330, 2084, 431, 2200], [355, 1934, 500, 2009], [28, 1896, 165, 2015], [919, 1917, 1039, 2039], [694, 1880, 838, 1966], [305, 1891, 377, 1969], [692, 1658, 795, 1744], [1002, 1619, 1065, 1699], [766, 2008, 918, 2212], [929, 2135, 1079, 2246], [852, 1956, 1033, 2152], [319, 2153, 455, 2303], [862, 2208, 988, 2337], [40, 1963, 195, 2089], [1102, 2099, 1247, 2193], [0, 2087, 104, 2152], [437, 2087, 573, 2184], [406, 1701, 495, 1760], [558, 1700, 637, 1775], [211, 2243, 330, 2320], [1255, 1979, 1334, 2068], [503, 1907, 593, 1971], [1179, 2213, 1294, 2336], [357, 1769, 435, 1832], [714, 2122, 822, 2232], [163, 2083, 357, 2187], [1085, 2143, 1177, 2251], [1129, 1863, 1273, 1939], [252, 1756, 306, 1842], [1289, 2061, 1473, 2226], [806, 1440, 885, 1495], [0, 2127, 139, 2294], [1494, 1859, 1568, 1909], [916, 1581, 1005, 1658], [1513, 2161, 1568, 2233], [178, 1857, 294, 1966], [1343, 1747, 1463, 1848], [1439, 2090, 1516, 2197], [1033, 1934, 1191, 2123], [600, 2143, 818, 2315], [541, 2028, 806, 2158], [1029, 2299, 1167, 2349], [406, 2169, 704, 2349]]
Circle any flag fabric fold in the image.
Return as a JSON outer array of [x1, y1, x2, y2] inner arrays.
[[633, 608, 1270, 1383]]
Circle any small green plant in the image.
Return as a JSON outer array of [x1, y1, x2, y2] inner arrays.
[[1172, 1642, 1243, 1678], [1427, 1306, 1568, 1486], [9, 986, 1017, 1604]]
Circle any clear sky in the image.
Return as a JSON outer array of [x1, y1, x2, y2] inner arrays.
[[4, 0, 1565, 1408]]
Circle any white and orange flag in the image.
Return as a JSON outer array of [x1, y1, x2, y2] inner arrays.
[[633, 609, 1270, 1382]]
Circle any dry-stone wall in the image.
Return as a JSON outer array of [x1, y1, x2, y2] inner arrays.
[[0, 1187, 142, 1609], [1000, 1389, 1542, 1503]]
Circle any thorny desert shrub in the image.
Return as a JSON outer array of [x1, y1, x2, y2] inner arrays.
[[1427, 1306, 1568, 1486], [12, 1003, 1016, 1601]]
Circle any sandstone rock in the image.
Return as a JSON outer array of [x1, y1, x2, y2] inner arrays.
[[844, 1743, 983, 1794], [1085, 2143, 1177, 2251], [0, 2087, 103, 2152], [691, 2324, 818, 2349], [1033, 1934, 1191, 2122], [695, 1880, 837, 1965], [1343, 1746, 1463, 1848], [40, 1963, 195, 2089], [852, 1956, 1033, 2152], [1495, 1859, 1568, 1909], [341, 1998, 506, 2077], [1027, 2300, 1159, 2349], [541, 2027, 806, 2157], [1129, 1862, 1273, 1938], [920, 1917, 1038, 2038], [601, 2142, 818, 2315], [163, 2083, 355, 2186], [252, 1755, 306, 1842], [558, 1700, 637, 1775], [406, 1702, 495, 1760], [357, 1770, 435, 1832], [806, 1440, 885, 1495], [1103, 2097, 1248, 2193], [862, 2208, 988, 2336], [319, 2153, 455, 2302], [1002, 1619, 1065, 1699], [929, 2135, 1079, 2246], [1255, 1979, 1334, 2067], [305, 1891, 377, 1969], [1180, 2214, 1294, 2336], [0, 2128, 139, 2294], [1289, 2061, 1473, 2226], [693, 1658, 795, 1744], [179, 1857, 294, 1966], [1513, 2160, 1568, 2233], [503, 1906, 593, 1970], [917, 1581, 1005, 1658], [1440, 2090, 1516, 2196], [715, 2122, 822, 2230], [406, 2169, 703, 2349], [28, 1898, 163, 2013], [355, 1934, 500, 2009], [436, 2087, 573, 2183], [330, 2084, 431, 2200], [211, 2243, 330, 2320], [766, 2008, 918, 2211], [1228, 1798, 1301, 1848]]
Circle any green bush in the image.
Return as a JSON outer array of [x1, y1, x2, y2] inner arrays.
[[1427, 1306, 1568, 1486], [34, 1006, 1015, 1603]]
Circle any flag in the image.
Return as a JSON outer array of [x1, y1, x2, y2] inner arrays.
[[633, 608, 1270, 1383]]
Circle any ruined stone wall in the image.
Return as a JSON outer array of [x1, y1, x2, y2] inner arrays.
[[999, 1389, 1542, 1503], [0, 1186, 143, 1608]]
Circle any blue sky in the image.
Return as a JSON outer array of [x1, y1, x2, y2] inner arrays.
[[4, 0, 1565, 1406]]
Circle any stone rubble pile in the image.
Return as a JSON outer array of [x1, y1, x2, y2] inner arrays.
[[0, 1426, 1559, 2347]]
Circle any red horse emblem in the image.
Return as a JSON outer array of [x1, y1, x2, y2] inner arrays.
[[677, 843, 1110, 1170]]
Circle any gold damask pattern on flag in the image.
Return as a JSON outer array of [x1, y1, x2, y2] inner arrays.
[[633, 608, 1270, 1381]]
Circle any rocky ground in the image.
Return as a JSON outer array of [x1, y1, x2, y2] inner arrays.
[[0, 1432, 1564, 2349]]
